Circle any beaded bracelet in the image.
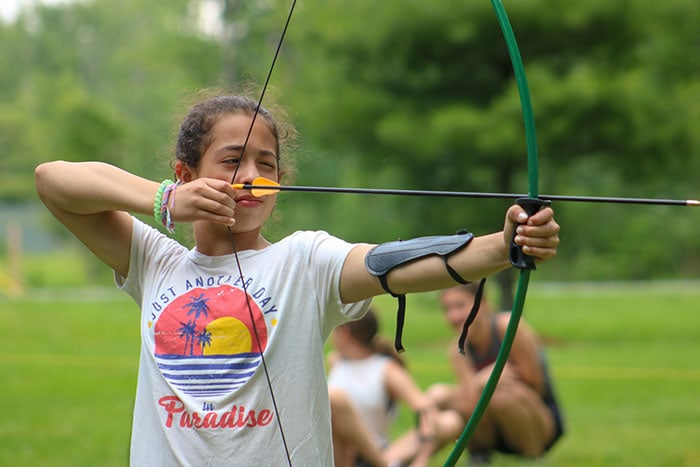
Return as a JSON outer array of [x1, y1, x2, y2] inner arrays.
[[153, 179, 174, 231], [160, 181, 180, 233]]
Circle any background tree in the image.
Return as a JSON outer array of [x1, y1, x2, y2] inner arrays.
[[0, 0, 698, 297], [279, 0, 700, 304]]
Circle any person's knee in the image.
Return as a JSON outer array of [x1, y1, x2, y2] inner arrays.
[[438, 410, 466, 440], [485, 387, 553, 458], [483, 387, 514, 417], [489, 382, 534, 412], [426, 383, 456, 408]]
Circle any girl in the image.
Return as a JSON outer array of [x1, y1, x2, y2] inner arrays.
[[388, 283, 564, 465], [34, 92, 560, 465], [328, 308, 464, 467]]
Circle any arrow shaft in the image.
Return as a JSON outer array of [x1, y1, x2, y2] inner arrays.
[[238, 183, 699, 207]]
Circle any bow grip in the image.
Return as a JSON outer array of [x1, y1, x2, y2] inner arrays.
[[509, 197, 551, 270]]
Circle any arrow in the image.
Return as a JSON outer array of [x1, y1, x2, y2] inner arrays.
[[233, 177, 700, 207]]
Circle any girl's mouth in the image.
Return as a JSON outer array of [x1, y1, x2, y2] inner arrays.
[[235, 196, 263, 208]]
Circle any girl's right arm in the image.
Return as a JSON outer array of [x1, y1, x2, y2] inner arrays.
[[35, 161, 159, 277], [384, 362, 442, 442], [384, 360, 431, 413]]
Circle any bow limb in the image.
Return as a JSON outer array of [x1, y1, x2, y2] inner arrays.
[[443, 1, 540, 465]]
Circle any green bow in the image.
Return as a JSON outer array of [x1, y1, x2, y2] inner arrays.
[[443, 0, 541, 465], [243, 1, 541, 465]]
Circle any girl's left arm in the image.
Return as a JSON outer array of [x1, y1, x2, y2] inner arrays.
[[340, 204, 559, 303]]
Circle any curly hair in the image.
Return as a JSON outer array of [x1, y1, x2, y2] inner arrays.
[[171, 89, 298, 183]]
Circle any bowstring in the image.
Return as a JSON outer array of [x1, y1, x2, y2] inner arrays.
[[227, 1, 298, 464]]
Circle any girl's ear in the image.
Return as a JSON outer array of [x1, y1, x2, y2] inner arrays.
[[175, 161, 195, 183]]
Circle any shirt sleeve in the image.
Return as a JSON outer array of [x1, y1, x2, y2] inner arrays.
[[115, 217, 185, 305], [300, 231, 372, 332]]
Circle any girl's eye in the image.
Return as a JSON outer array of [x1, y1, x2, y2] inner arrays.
[[224, 157, 240, 165]]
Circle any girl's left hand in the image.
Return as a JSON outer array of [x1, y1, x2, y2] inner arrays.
[[504, 205, 560, 263]]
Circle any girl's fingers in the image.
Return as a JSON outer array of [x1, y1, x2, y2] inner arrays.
[[171, 179, 237, 223], [507, 205, 560, 260]]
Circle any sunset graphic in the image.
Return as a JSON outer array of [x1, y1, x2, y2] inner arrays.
[[153, 285, 268, 398]]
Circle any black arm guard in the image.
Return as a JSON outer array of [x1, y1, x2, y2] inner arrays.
[[365, 229, 474, 352]]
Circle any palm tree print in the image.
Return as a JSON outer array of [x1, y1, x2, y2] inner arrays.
[[176, 294, 212, 355], [177, 320, 198, 355], [185, 294, 210, 321], [197, 329, 212, 354]]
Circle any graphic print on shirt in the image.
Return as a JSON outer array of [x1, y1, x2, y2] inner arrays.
[[153, 285, 268, 399]]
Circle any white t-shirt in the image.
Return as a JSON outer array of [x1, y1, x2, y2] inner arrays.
[[117, 218, 371, 466], [327, 354, 394, 447]]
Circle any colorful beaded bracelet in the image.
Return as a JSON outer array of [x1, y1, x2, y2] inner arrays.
[[153, 179, 174, 230]]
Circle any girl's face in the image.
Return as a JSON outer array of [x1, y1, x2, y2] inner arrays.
[[185, 113, 280, 234], [440, 288, 475, 331]]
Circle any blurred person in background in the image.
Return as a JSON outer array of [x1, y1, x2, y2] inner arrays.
[[328, 308, 464, 467], [387, 283, 564, 465]]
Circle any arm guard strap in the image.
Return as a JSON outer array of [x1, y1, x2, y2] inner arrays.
[[365, 229, 474, 352]]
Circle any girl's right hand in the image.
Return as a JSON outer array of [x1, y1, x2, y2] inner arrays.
[[170, 178, 237, 226]]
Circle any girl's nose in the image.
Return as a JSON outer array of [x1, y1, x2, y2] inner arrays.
[[232, 158, 259, 184]]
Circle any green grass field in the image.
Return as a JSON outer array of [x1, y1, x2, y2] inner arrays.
[[1, 281, 699, 466]]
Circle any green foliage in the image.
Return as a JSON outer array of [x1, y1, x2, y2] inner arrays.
[[283, 0, 700, 279], [0, 0, 698, 280], [0, 0, 226, 188]]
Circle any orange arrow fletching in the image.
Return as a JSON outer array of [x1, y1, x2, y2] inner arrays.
[[232, 177, 280, 197]]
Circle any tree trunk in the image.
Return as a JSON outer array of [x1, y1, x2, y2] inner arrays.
[[494, 269, 515, 310]]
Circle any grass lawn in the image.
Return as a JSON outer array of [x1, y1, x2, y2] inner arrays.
[[1, 281, 699, 466]]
